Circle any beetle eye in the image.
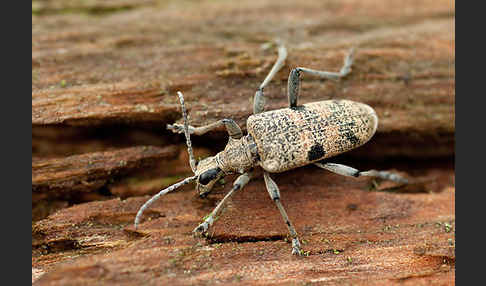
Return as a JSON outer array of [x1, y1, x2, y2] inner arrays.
[[198, 168, 221, 185]]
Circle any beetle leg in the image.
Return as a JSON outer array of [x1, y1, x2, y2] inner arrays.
[[253, 89, 266, 115], [263, 171, 303, 256], [288, 48, 355, 108], [193, 171, 253, 236], [168, 118, 243, 139], [314, 162, 409, 184], [253, 42, 287, 114]]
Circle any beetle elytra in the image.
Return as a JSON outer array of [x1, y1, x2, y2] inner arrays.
[[134, 43, 408, 255]]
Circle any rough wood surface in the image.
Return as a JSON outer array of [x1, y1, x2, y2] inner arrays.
[[32, 0, 455, 285], [32, 163, 454, 285], [32, 145, 183, 221], [32, 0, 454, 158], [33, 145, 179, 195]]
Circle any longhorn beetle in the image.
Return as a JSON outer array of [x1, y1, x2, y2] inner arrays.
[[134, 43, 409, 255]]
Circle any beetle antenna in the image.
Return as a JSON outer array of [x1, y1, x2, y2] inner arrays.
[[134, 175, 197, 229], [177, 91, 197, 173]]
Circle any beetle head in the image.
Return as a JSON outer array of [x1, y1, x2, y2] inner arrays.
[[134, 91, 227, 229], [194, 156, 225, 197]]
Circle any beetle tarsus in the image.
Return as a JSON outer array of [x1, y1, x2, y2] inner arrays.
[[193, 221, 210, 237], [291, 238, 303, 256]]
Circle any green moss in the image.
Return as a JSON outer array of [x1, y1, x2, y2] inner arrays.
[[233, 274, 243, 282], [202, 213, 211, 221], [444, 222, 452, 233]]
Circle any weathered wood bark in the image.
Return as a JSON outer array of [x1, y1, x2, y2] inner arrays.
[[33, 145, 179, 195], [32, 164, 454, 285], [32, 145, 184, 221], [32, 0, 454, 159], [32, 0, 454, 284]]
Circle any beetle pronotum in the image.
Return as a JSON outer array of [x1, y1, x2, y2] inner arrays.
[[134, 43, 408, 255]]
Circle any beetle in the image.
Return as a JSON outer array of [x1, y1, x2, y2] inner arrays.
[[134, 44, 408, 255]]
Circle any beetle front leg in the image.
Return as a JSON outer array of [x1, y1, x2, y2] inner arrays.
[[168, 118, 243, 139], [287, 48, 355, 108], [263, 171, 303, 256], [193, 172, 252, 236], [314, 162, 409, 184]]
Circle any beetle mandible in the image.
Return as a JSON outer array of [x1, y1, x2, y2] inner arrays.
[[134, 44, 409, 255]]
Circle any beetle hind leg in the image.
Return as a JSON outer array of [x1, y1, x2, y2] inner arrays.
[[263, 171, 304, 256], [253, 42, 288, 114], [193, 172, 253, 236], [314, 162, 409, 184], [288, 48, 355, 108]]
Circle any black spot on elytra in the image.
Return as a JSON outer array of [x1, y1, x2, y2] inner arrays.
[[308, 143, 326, 161]]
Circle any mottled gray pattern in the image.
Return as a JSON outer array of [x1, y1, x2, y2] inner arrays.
[[216, 135, 259, 174], [247, 100, 378, 173]]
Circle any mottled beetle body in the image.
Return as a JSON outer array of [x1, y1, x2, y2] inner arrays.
[[134, 44, 408, 256], [248, 100, 378, 173]]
